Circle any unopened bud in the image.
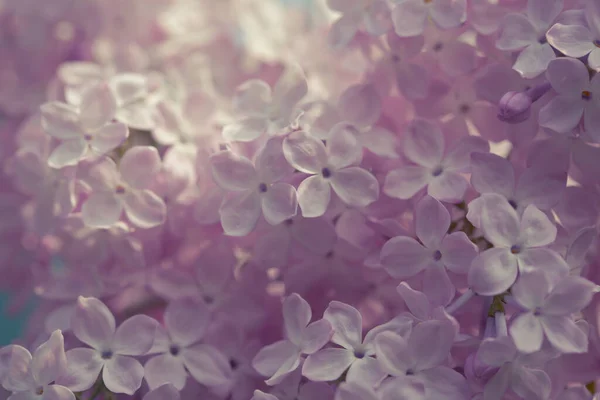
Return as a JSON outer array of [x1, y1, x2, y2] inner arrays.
[[498, 91, 532, 123]]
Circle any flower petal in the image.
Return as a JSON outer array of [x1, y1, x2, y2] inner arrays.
[[297, 175, 331, 218], [509, 313, 543, 353], [48, 139, 87, 169], [511, 367, 551, 400], [302, 348, 354, 382], [57, 348, 103, 393], [123, 189, 167, 229], [330, 167, 379, 208], [374, 331, 413, 376], [468, 248, 518, 296], [380, 236, 430, 279], [90, 123, 128, 154], [31, 331, 67, 386], [540, 315, 588, 354], [538, 95, 584, 133], [384, 166, 430, 199], [79, 83, 118, 131], [391, 0, 428, 37], [144, 354, 187, 391], [282, 293, 312, 347], [119, 147, 162, 190], [82, 191, 122, 228], [480, 196, 520, 248], [441, 232, 478, 274], [324, 301, 363, 349], [301, 319, 333, 355], [416, 195, 450, 249], [430, 0, 467, 29], [219, 190, 261, 236], [470, 152, 515, 198], [428, 172, 468, 203], [41, 384, 75, 400], [103, 355, 144, 395], [403, 119, 444, 168], [72, 297, 116, 350], [40, 102, 81, 140], [112, 315, 157, 356], [338, 84, 381, 128], [261, 183, 298, 225], [182, 345, 231, 388], [511, 270, 551, 311], [283, 131, 328, 174], [542, 276, 596, 316], [496, 14, 537, 51], [251, 340, 300, 382], [410, 319, 455, 371], [422, 264, 455, 308], [165, 297, 210, 347], [546, 23, 594, 58], [327, 123, 363, 169], [143, 383, 181, 400]]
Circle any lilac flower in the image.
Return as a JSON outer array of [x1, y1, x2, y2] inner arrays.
[[282, 128, 379, 218], [326, 0, 393, 48], [223, 66, 307, 142], [40, 82, 129, 168], [374, 320, 469, 400], [546, 0, 600, 70], [143, 384, 180, 400], [384, 119, 488, 202], [144, 297, 232, 391], [391, 0, 467, 37], [495, 0, 562, 78], [538, 58, 600, 134], [209, 139, 298, 236], [476, 336, 551, 400], [81, 147, 167, 229], [509, 270, 595, 354], [2, 330, 74, 400], [57, 297, 158, 395], [380, 196, 478, 306], [467, 195, 569, 295], [269, 368, 334, 400], [302, 301, 412, 386], [252, 294, 333, 385]]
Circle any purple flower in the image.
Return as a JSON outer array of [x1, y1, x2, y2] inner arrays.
[[282, 128, 379, 218], [509, 269, 595, 354], [381, 196, 478, 306], [467, 195, 569, 296], [57, 297, 158, 395], [252, 294, 333, 385], [2, 331, 74, 400]]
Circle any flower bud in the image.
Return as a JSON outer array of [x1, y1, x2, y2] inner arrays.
[[497, 91, 532, 124]]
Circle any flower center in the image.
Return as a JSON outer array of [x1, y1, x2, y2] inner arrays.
[[115, 185, 126, 194], [169, 344, 180, 356], [595, 40, 600, 48], [433, 250, 442, 261], [459, 103, 470, 114], [284, 218, 294, 226], [432, 41, 443, 52], [229, 358, 239, 369], [432, 166, 443, 177], [83, 134, 93, 141], [582, 90, 592, 100], [321, 167, 332, 179], [510, 245, 521, 254], [101, 350, 113, 360], [35, 387, 44, 395], [258, 183, 268, 193], [508, 199, 518, 209]]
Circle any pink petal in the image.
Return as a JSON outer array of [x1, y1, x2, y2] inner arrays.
[[282, 293, 312, 346], [517, 248, 569, 277], [443, 136, 489, 172], [468, 248, 518, 296], [336, 382, 379, 400], [301, 319, 333, 355], [384, 166, 430, 199], [109, 73, 148, 106], [165, 297, 210, 347], [428, 171, 468, 203], [40, 102, 81, 140], [416, 195, 450, 249], [79, 83, 118, 131], [511, 366, 551, 400], [31, 331, 67, 386], [346, 356, 387, 387], [123, 189, 167, 229], [210, 150, 257, 192], [261, 183, 298, 225], [379, 378, 426, 400], [395, 63, 430, 100], [430, 0, 466, 29], [330, 167, 379, 208], [495, 14, 537, 51], [510, 313, 543, 353], [103, 355, 144, 395], [546, 23, 594, 58], [480, 196, 519, 247], [403, 119, 444, 168], [182, 344, 232, 388], [90, 123, 128, 154], [327, 123, 363, 169], [397, 282, 431, 321], [119, 147, 162, 190], [143, 383, 181, 400], [324, 301, 363, 349], [328, 11, 361, 49], [48, 139, 87, 169], [380, 236, 430, 279], [527, 0, 562, 31], [470, 153, 515, 198], [441, 232, 478, 274], [546, 58, 590, 95], [338, 84, 381, 128], [302, 348, 355, 382], [291, 217, 337, 256], [222, 117, 268, 142], [83, 156, 120, 191], [81, 191, 123, 228], [438, 41, 477, 77], [57, 348, 103, 393], [364, 1, 393, 36], [422, 264, 455, 308], [520, 205, 557, 247], [539, 95, 584, 133], [112, 315, 157, 356], [252, 340, 300, 382], [409, 320, 455, 371], [476, 336, 516, 367], [3, 346, 34, 392], [144, 354, 187, 391], [468, 103, 508, 142], [540, 316, 588, 353], [483, 364, 511, 400], [511, 270, 550, 311], [219, 190, 261, 236], [72, 297, 116, 350], [232, 80, 272, 116], [513, 42, 555, 79], [374, 331, 413, 375], [251, 390, 278, 400], [255, 137, 294, 184], [283, 131, 328, 174], [588, 47, 600, 70], [542, 276, 596, 316], [41, 385, 75, 400], [391, 0, 428, 37], [297, 175, 331, 218]]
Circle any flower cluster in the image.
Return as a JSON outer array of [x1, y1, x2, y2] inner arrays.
[[1, 0, 600, 400]]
